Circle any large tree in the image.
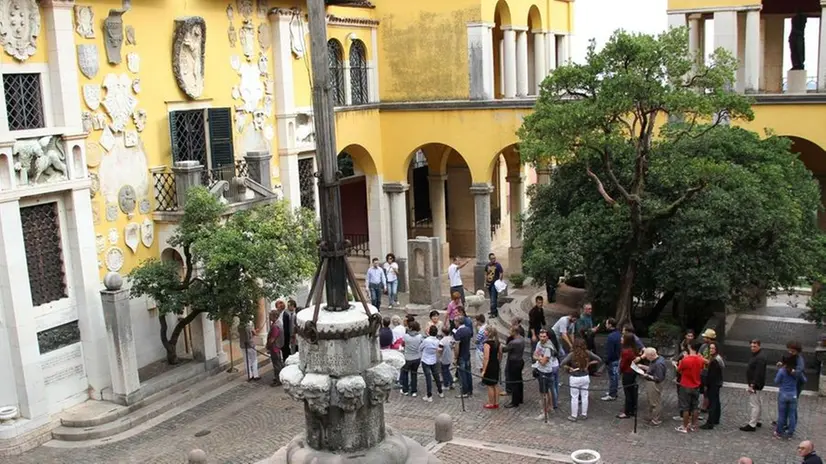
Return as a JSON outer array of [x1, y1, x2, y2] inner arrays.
[[519, 28, 824, 326], [129, 187, 318, 363]]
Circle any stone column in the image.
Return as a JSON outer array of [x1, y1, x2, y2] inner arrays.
[[244, 151, 273, 190], [269, 9, 295, 114], [468, 22, 495, 100], [763, 15, 784, 93], [688, 14, 705, 67], [557, 34, 570, 66], [189, 312, 219, 370], [343, 63, 353, 106], [507, 175, 524, 274], [100, 273, 141, 405], [713, 11, 739, 89], [819, 4, 826, 91], [470, 183, 493, 293], [383, 182, 409, 292], [42, 0, 82, 131], [502, 27, 517, 98], [533, 30, 547, 94], [279, 154, 301, 209], [536, 163, 552, 185], [744, 9, 761, 93], [498, 38, 505, 95], [0, 200, 47, 420], [171, 161, 204, 208], [366, 173, 390, 261], [545, 33, 556, 73], [428, 174, 449, 269], [516, 28, 529, 97]]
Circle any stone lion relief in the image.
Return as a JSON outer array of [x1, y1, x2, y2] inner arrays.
[[172, 17, 206, 100], [12, 136, 66, 185], [0, 0, 40, 61]]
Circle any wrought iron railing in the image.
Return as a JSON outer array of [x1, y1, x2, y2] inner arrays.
[[490, 207, 501, 238], [344, 233, 370, 257], [153, 171, 178, 212], [202, 160, 250, 187]]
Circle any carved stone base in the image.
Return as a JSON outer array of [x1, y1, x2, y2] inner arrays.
[[259, 428, 441, 464], [787, 69, 808, 94]]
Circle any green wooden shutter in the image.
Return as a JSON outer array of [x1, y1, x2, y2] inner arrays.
[[168, 111, 182, 162], [207, 108, 234, 169]]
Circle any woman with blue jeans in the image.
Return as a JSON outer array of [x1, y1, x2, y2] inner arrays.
[[384, 253, 399, 308], [775, 354, 806, 439]]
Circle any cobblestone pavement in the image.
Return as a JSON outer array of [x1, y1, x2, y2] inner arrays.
[[433, 443, 560, 463], [7, 359, 826, 464]]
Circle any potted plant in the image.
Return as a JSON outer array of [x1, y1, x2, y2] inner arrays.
[[510, 273, 525, 289], [648, 320, 682, 358]]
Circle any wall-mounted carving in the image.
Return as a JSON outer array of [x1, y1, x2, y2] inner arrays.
[[95, 234, 106, 253], [230, 55, 241, 72], [226, 5, 234, 21], [118, 184, 137, 216], [126, 52, 140, 73], [141, 218, 154, 247], [265, 80, 274, 95], [90, 172, 100, 198], [132, 78, 140, 94], [228, 23, 237, 48], [239, 20, 254, 61], [253, 110, 265, 131], [257, 0, 269, 18], [105, 247, 124, 272], [86, 142, 102, 168], [231, 85, 240, 100], [236, 0, 253, 19], [77, 44, 99, 79], [132, 109, 146, 132], [12, 136, 66, 185], [172, 16, 206, 100], [103, 9, 126, 65], [108, 227, 118, 244], [258, 53, 268, 75], [0, 0, 39, 61], [124, 222, 139, 253], [105, 203, 118, 222], [235, 109, 246, 133], [295, 113, 315, 147], [125, 25, 136, 45], [99, 137, 149, 206], [74, 6, 95, 39], [82, 112, 94, 132], [258, 23, 271, 52], [289, 15, 305, 58], [102, 73, 137, 132], [264, 95, 273, 116], [124, 130, 138, 148], [93, 112, 106, 131], [238, 63, 263, 112], [139, 198, 150, 214], [92, 203, 101, 224], [100, 125, 115, 151], [83, 84, 102, 110]]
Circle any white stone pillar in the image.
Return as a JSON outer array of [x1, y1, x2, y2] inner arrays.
[[545, 33, 556, 72], [279, 154, 301, 209], [370, 26, 380, 102], [67, 189, 111, 396], [498, 39, 505, 96], [428, 174, 449, 269], [819, 4, 826, 91], [557, 34, 570, 66], [516, 28, 529, 96], [506, 175, 524, 273], [744, 9, 761, 93], [467, 22, 495, 100], [763, 15, 784, 93], [714, 10, 739, 90], [42, 0, 82, 131], [269, 11, 295, 115], [0, 200, 47, 420], [366, 173, 389, 261], [343, 63, 353, 106], [214, 320, 227, 365], [533, 31, 547, 94], [189, 312, 219, 369], [502, 28, 517, 98], [383, 183, 409, 292], [470, 183, 493, 293], [100, 275, 141, 405], [688, 14, 704, 66]]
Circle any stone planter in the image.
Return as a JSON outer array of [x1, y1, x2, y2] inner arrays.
[[571, 449, 601, 464], [0, 405, 18, 421], [556, 282, 586, 309]]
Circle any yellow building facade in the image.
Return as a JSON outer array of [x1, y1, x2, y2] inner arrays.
[[0, 0, 572, 450]]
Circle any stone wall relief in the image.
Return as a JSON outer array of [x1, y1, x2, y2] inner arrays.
[[118, 184, 137, 218], [258, 23, 271, 52], [228, 23, 237, 48], [132, 109, 147, 132], [132, 78, 140, 94], [90, 172, 100, 198], [124, 222, 139, 253], [257, 0, 269, 18], [237, 0, 253, 19], [124, 130, 138, 148], [0, 0, 39, 61], [289, 14, 305, 58], [105, 247, 124, 272], [252, 110, 265, 131], [172, 17, 206, 100], [230, 55, 241, 72], [226, 5, 234, 21], [98, 137, 149, 207], [92, 203, 101, 224], [108, 227, 119, 244], [237, 62, 264, 112], [258, 53, 268, 75], [126, 52, 140, 73], [82, 112, 94, 133], [239, 20, 254, 61], [139, 198, 151, 214], [102, 73, 138, 132], [93, 112, 106, 131], [105, 204, 118, 221], [100, 125, 115, 151], [83, 84, 102, 110], [95, 234, 106, 253], [125, 25, 136, 45], [77, 44, 100, 79], [103, 9, 126, 65], [12, 136, 67, 186], [86, 142, 102, 168], [74, 6, 95, 39], [141, 218, 154, 248], [295, 113, 315, 146]]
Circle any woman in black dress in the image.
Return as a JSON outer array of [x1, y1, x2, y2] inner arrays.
[[481, 326, 502, 409]]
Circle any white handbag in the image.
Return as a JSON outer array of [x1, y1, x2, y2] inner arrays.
[[494, 279, 507, 293]]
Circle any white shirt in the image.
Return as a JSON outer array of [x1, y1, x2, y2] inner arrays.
[[552, 316, 574, 338], [419, 336, 441, 365], [448, 263, 462, 287], [392, 325, 405, 343], [384, 262, 399, 283]]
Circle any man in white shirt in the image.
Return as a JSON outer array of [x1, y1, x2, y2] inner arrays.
[[447, 256, 469, 305], [551, 311, 579, 357]]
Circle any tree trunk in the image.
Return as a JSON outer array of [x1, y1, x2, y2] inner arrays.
[[642, 290, 676, 327], [159, 309, 204, 365], [615, 259, 638, 329]]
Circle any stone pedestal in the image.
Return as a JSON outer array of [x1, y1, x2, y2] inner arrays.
[[787, 69, 808, 94], [470, 183, 493, 293], [407, 236, 441, 308], [245, 151, 273, 190], [171, 161, 204, 207], [100, 273, 142, 405], [260, 302, 438, 463]]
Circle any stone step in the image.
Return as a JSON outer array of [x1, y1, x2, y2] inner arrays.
[[722, 341, 820, 370], [52, 364, 238, 441], [724, 361, 820, 392]]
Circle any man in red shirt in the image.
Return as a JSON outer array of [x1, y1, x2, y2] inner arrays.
[[675, 341, 704, 433]]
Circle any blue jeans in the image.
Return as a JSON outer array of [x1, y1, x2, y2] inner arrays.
[[488, 284, 498, 316], [538, 370, 559, 409], [387, 280, 398, 306], [607, 361, 619, 398], [776, 393, 798, 437], [440, 362, 453, 389], [421, 362, 442, 397], [400, 359, 420, 394], [368, 283, 382, 309], [458, 357, 473, 395]]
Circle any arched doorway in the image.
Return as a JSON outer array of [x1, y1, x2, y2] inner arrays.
[[789, 136, 826, 229], [337, 144, 378, 258], [527, 5, 542, 95], [489, 144, 525, 272]]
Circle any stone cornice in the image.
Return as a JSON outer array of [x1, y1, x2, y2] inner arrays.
[[326, 14, 380, 27], [382, 182, 408, 194]]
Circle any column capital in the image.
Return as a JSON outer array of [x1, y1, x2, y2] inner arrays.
[[688, 13, 704, 21], [501, 25, 528, 32], [467, 21, 495, 28], [531, 29, 547, 35], [40, 0, 75, 8], [469, 183, 493, 195], [427, 174, 448, 182], [382, 182, 409, 194], [506, 174, 525, 184]]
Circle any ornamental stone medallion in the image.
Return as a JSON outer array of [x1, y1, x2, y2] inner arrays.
[[236, 0, 253, 19], [257, 0, 269, 18], [132, 78, 140, 94], [83, 84, 102, 110], [239, 20, 254, 61], [126, 52, 139, 73], [100, 125, 115, 151], [172, 17, 206, 100], [141, 218, 154, 248], [124, 130, 138, 148], [228, 23, 237, 48], [93, 112, 106, 130], [118, 184, 137, 216], [132, 109, 147, 132], [82, 112, 94, 133], [105, 203, 118, 221], [108, 227, 118, 244], [90, 172, 100, 198], [258, 23, 271, 52], [102, 73, 137, 132], [124, 222, 139, 253], [86, 142, 102, 167], [0, 0, 39, 61], [77, 44, 99, 79], [105, 247, 124, 272], [125, 25, 136, 45], [74, 5, 95, 39], [103, 9, 126, 65], [139, 198, 151, 214]]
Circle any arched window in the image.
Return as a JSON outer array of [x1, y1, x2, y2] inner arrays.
[[349, 39, 369, 105], [327, 39, 345, 106]]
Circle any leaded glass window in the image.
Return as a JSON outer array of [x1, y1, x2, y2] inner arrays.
[[3, 73, 45, 131]]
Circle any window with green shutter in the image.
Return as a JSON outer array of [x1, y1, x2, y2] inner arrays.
[[207, 108, 234, 169], [168, 108, 234, 171]]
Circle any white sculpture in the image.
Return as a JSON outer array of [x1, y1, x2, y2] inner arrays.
[[105, 247, 124, 272], [0, 0, 40, 61], [83, 84, 102, 111], [93, 112, 106, 131], [132, 78, 140, 94], [257, 0, 269, 18], [100, 125, 116, 151], [236, 0, 253, 19], [172, 17, 206, 100], [77, 44, 100, 79], [124, 222, 139, 253], [239, 20, 254, 61], [82, 112, 94, 133], [289, 14, 305, 58], [238, 62, 263, 112], [124, 130, 138, 148], [258, 53, 268, 75], [12, 136, 66, 185], [141, 218, 154, 247], [132, 109, 147, 132], [108, 227, 119, 244], [74, 5, 95, 39], [258, 23, 271, 51], [102, 73, 138, 132], [126, 52, 140, 73]]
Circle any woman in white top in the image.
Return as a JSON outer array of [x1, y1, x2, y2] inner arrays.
[[384, 253, 400, 308]]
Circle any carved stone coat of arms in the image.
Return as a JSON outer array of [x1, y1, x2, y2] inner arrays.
[[0, 0, 41, 61]]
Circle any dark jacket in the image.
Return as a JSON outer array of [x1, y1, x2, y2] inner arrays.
[[803, 452, 823, 464], [605, 329, 621, 364], [528, 305, 546, 336], [746, 349, 767, 390], [378, 327, 393, 349], [706, 356, 724, 388]]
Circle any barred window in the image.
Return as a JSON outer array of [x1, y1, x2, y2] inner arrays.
[[328, 39, 345, 106], [169, 110, 207, 166], [21, 203, 68, 307], [3, 73, 45, 131], [298, 157, 316, 211], [349, 40, 369, 105]]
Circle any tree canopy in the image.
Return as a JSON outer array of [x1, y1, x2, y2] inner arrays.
[[518, 28, 826, 327], [129, 187, 318, 362]]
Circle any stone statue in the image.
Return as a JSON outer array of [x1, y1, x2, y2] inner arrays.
[[103, 9, 126, 64], [0, 0, 40, 61], [172, 17, 206, 99], [789, 12, 806, 71], [13, 136, 67, 185]]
